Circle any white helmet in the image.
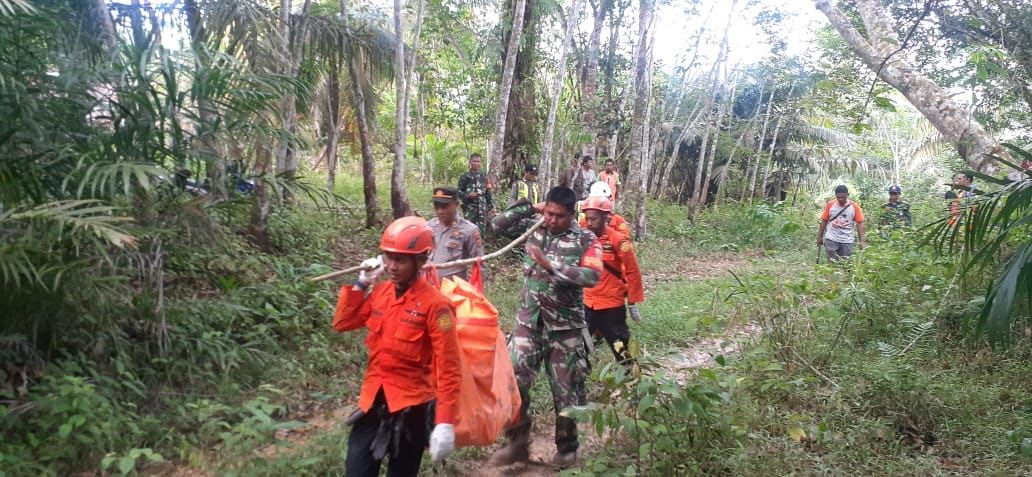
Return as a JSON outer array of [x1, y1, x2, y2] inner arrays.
[[588, 182, 612, 199]]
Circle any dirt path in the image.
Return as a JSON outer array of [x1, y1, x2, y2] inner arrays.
[[157, 251, 762, 476]]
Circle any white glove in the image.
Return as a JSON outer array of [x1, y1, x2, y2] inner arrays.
[[628, 304, 642, 322], [429, 423, 455, 463], [357, 256, 384, 286]]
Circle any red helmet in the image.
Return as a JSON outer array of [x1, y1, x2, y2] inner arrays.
[[581, 196, 612, 213], [380, 216, 434, 254]]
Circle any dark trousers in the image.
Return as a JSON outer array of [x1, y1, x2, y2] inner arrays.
[[345, 390, 432, 477], [586, 305, 634, 364]]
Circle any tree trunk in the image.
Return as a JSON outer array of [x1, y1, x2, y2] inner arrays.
[[325, 55, 341, 194], [814, 0, 1007, 173], [657, 100, 705, 200], [184, 0, 227, 200], [541, 0, 582, 188], [625, 0, 654, 239], [688, 0, 734, 217], [581, 0, 611, 156], [489, 0, 528, 189], [341, 0, 379, 228], [718, 81, 764, 204], [635, 48, 656, 238], [759, 115, 783, 199], [698, 79, 735, 211], [390, 0, 414, 218], [601, 0, 627, 158], [746, 87, 776, 199]]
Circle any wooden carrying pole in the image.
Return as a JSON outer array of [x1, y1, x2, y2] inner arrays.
[[308, 218, 545, 283]]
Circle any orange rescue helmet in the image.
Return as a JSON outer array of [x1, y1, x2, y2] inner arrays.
[[581, 196, 612, 213], [380, 216, 434, 254]]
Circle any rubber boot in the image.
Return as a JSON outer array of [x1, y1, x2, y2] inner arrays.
[[488, 424, 531, 466]]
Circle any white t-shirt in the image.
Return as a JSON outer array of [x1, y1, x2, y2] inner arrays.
[[821, 200, 864, 244]]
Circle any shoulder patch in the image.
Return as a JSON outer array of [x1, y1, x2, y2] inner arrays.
[[620, 240, 632, 253], [435, 308, 453, 331], [584, 255, 602, 269]]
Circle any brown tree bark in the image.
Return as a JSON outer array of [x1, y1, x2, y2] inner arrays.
[[815, 0, 1007, 173], [341, 0, 379, 228]]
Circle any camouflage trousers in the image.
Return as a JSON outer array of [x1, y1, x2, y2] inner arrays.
[[463, 204, 489, 235], [506, 321, 591, 453]]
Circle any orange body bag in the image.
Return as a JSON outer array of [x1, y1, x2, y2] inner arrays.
[[437, 276, 521, 447]]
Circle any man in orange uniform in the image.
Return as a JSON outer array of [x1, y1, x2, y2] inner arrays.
[[578, 182, 630, 236], [333, 216, 462, 476], [581, 197, 644, 364]]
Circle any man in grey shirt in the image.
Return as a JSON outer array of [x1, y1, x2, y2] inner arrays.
[[427, 186, 485, 281], [817, 185, 867, 261]]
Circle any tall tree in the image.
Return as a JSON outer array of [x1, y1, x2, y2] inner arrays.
[[814, 0, 1007, 173], [341, 0, 379, 227], [488, 0, 527, 188], [581, 0, 612, 157], [276, 0, 312, 191], [540, 0, 582, 187], [390, 0, 413, 218], [625, 0, 654, 239]]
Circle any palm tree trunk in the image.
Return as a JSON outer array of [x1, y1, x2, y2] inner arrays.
[[341, 0, 379, 228], [541, 0, 582, 188], [489, 0, 527, 188]]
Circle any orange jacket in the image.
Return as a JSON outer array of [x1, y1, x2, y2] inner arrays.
[[333, 278, 461, 425], [579, 213, 630, 237], [585, 226, 645, 310]]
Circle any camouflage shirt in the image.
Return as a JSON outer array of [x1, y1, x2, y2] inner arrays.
[[457, 171, 494, 211], [499, 203, 603, 331], [880, 201, 912, 227]]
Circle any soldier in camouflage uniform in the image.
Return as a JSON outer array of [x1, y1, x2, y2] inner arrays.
[[457, 153, 495, 235], [490, 199, 540, 240], [489, 186, 602, 468], [880, 184, 912, 228]]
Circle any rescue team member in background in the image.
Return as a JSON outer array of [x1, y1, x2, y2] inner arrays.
[[427, 187, 484, 282], [332, 217, 460, 476], [509, 163, 541, 207], [597, 158, 621, 202], [489, 186, 602, 468], [817, 185, 866, 261], [879, 184, 912, 228], [457, 153, 494, 235], [581, 197, 644, 365], [579, 182, 630, 236]]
